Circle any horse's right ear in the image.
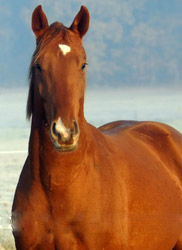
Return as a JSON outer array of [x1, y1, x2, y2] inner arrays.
[[32, 5, 49, 39]]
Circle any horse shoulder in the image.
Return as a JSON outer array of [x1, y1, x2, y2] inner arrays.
[[13, 155, 49, 209], [12, 156, 52, 248]]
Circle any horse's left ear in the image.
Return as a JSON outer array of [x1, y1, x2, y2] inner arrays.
[[70, 6, 90, 38]]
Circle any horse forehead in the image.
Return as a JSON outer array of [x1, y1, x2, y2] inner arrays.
[[58, 44, 71, 56]]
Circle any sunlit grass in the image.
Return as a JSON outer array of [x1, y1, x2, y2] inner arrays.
[[0, 231, 15, 250]]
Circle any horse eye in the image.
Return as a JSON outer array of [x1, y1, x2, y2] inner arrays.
[[35, 63, 42, 72], [81, 63, 87, 71]]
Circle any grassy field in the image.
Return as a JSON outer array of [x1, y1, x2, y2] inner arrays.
[[0, 230, 15, 250]]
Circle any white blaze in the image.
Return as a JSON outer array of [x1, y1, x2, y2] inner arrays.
[[58, 44, 71, 56], [56, 117, 69, 139]]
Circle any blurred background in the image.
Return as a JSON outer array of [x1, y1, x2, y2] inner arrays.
[[0, 0, 182, 249]]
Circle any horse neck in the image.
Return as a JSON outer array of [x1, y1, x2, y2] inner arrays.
[[28, 107, 98, 183]]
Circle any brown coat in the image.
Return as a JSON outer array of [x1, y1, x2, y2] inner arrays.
[[12, 5, 182, 250]]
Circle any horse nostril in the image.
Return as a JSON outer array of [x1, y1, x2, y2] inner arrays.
[[51, 118, 80, 149], [52, 122, 58, 137], [51, 119, 71, 142], [73, 120, 79, 135]]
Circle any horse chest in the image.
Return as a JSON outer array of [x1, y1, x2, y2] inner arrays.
[[41, 183, 127, 249], [39, 160, 79, 191], [51, 218, 125, 250]]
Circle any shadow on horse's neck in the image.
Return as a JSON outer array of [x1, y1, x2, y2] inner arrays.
[[28, 109, 99, 187], [28, 98, 97, 170]]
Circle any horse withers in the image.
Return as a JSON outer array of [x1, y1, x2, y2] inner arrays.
[[12, 5, 182, 250]]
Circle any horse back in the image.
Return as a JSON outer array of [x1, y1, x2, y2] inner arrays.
[[99, 120, 182, 184], [99, 120, 182, 155]]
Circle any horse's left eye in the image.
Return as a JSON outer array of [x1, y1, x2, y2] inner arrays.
[[81, 63, 87, 71]]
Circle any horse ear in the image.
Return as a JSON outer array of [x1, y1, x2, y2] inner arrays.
[[70, 6, 90, 38], [32, 5, 49, 39]]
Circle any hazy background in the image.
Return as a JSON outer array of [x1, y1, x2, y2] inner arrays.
[[0, 0, 182, 249], [0, 0, 182, 87]]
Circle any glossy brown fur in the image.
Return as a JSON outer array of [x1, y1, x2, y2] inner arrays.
[[12, 5, 182, 250]]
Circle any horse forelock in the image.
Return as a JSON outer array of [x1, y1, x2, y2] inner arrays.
[[27, 22, 72, 120]]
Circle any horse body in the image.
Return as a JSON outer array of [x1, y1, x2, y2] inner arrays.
[[12, 5, 182, 250]]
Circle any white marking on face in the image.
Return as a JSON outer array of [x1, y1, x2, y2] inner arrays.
[[56, 117, 69, 139], [58, 44, 71, 56]]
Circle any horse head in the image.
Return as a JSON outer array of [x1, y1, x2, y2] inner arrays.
[[27, 5, 90, 152]]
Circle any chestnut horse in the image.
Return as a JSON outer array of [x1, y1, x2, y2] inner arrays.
[[12, 5, 182, 250]]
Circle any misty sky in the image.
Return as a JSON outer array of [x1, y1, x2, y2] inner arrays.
[[0, 0, 182, 88]]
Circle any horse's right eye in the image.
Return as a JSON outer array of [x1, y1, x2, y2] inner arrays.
[[35, 63, 42, 72]]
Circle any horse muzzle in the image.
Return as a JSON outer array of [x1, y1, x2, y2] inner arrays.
[[50, 117, 80, 152]]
